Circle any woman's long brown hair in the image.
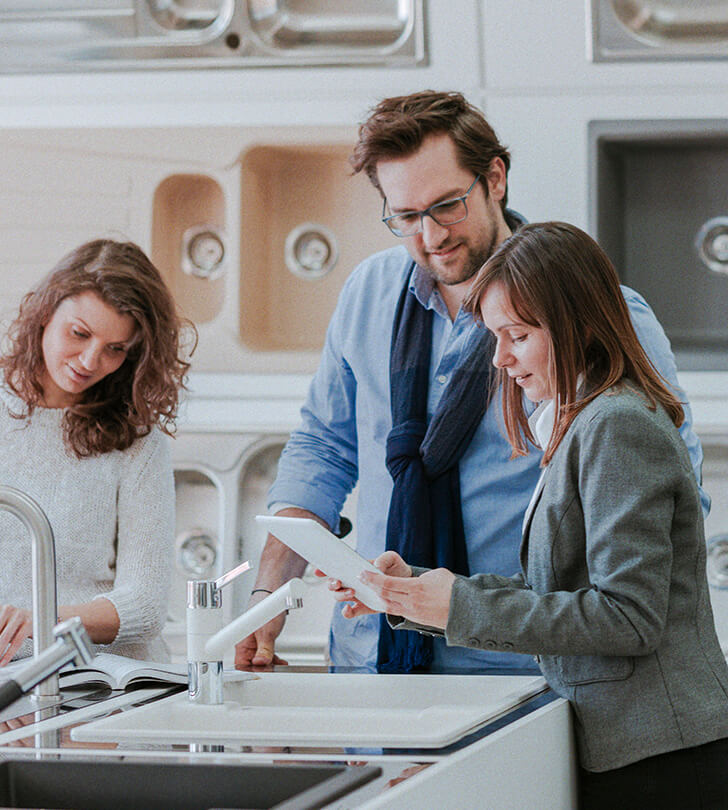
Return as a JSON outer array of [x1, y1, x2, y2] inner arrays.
[[463, 222, 684, 465], [1, 239, 197, 457]]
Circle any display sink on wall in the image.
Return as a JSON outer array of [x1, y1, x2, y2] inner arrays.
[[0, 0, 425, 73], [238, 143, 393, 351], [589, 119, 728, 370], [0, 126, 398, 374], [150, 141, 394, 362], [166, 431, 351, 665], [589, 0, 728, 61]]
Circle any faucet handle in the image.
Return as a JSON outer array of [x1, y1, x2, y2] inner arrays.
[[53, 616, 95, 667], [187, 560, 253, 610], [214, 559, 252, 591]]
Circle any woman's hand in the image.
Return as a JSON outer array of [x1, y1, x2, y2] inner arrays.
[[359, 567, 456, 631], [325, 551, 413, 618], [0, 605, 32, 666]]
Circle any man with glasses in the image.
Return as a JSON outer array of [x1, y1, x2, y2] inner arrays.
[[236, 90, 707, 673]]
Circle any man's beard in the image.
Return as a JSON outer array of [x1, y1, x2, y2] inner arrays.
[[424, 231, 499, 288]]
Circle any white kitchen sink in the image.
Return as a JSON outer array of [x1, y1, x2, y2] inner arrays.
[[72, 672, 546, 749]]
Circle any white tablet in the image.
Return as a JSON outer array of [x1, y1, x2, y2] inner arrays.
[[255, 515, 388, 612]]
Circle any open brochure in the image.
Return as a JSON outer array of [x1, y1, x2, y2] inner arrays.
[[0, 652, 258, 691], [59, 653, 189, 689], [58, 653, 257, 690]]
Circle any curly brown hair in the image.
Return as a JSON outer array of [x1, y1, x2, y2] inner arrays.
[[1, 239, 197, 457], [350, 90, 511, 210]]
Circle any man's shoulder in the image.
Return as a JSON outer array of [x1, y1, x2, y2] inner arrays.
[[344, 245, 413, 292], [619, 283, 651, 314]]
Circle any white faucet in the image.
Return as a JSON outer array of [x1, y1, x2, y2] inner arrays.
[[186, 561, 306, 704], [0, 485, 59, 703]]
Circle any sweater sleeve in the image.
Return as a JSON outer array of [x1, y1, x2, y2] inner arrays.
[[99, 430, 175, 645]]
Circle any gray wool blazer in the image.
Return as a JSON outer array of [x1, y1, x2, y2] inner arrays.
[[395, 385, 728, 772]]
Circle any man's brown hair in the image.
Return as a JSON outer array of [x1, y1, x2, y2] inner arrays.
[[350, 90, 511, 210]]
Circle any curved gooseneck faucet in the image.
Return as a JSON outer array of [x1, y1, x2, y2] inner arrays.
[[0, 485, 59, 701]]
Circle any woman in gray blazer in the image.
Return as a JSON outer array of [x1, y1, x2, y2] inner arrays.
[[340, 222, 728, 809]]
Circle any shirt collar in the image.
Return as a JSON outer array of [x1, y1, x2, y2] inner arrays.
[[526, 373, 586, 451], [527, 398, 557, 451], [408, 263, 451, 320]]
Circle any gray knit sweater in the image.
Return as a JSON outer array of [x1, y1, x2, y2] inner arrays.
[[0, 383, 174, 661]]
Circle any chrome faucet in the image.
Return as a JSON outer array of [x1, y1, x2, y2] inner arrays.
[[186, 560, 305, 705], [0, 485, 59, 702], [0, 616, 94, 712]]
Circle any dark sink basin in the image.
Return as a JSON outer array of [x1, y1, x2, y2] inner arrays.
[[0, 759, 380, 810]]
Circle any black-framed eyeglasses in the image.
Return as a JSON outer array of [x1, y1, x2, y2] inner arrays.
[[381, 175, 481, 237]]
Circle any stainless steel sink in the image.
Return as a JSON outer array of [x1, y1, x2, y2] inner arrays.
[[0, 759, 380, 810], [589, 0, 728, 60], [0, 0, 425, 73]]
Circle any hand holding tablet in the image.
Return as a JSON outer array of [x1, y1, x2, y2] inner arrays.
[[255, 515, 388, 612]]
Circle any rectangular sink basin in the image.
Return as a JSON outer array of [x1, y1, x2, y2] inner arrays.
[[0, 759, 380, 810], [73, 671, 546, 749], [590, 0, 728, 60]]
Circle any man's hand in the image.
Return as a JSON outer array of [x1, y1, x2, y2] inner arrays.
[[234, 598, 289, 669]]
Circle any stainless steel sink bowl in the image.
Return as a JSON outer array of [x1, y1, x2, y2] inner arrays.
[[0, 0, 425, 73], [590, 0, 728, 60], [0, 759, 380, 810]]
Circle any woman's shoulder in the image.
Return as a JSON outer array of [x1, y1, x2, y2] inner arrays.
[[582, 383, 666, 417], [117, 425, 172, 469], [573, 383, 677, 448]]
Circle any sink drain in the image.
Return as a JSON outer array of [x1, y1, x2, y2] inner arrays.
[[182, 225, 227, 280], [285, 222, 339, 280], [696, 216, 728, 276]]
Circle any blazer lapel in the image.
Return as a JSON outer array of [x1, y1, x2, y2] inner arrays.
[[519, 465, 552, 572]]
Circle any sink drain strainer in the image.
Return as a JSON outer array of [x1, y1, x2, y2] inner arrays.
[[182, 225, 227, 280], [285, 222, 339, 280], [696, 216, 728, 276]]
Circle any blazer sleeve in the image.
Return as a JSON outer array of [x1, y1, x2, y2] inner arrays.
[[446, 402, 689, 657]]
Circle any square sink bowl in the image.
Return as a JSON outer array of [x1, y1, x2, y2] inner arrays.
[[73, 671, 546, 749], [0, 759, 380, 810]]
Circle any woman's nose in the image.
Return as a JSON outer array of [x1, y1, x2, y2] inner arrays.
[[492, 340, 511, 369], [78, 344, 102, 371]]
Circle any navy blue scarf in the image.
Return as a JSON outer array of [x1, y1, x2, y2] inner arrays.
[[377, 264, 497, 672]]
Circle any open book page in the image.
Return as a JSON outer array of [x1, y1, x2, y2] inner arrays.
[[59, 653, 188, 689], [59, 653, 257, 689]]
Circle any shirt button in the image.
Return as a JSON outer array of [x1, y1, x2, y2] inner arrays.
[[467, 637, 480, 646], [436, 374, 448, 384]]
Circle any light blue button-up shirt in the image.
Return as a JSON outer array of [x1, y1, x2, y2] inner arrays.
[[269, 244, 708, 672]]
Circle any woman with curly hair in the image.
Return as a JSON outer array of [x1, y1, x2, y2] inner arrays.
[[0, 239, 196, 663]]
